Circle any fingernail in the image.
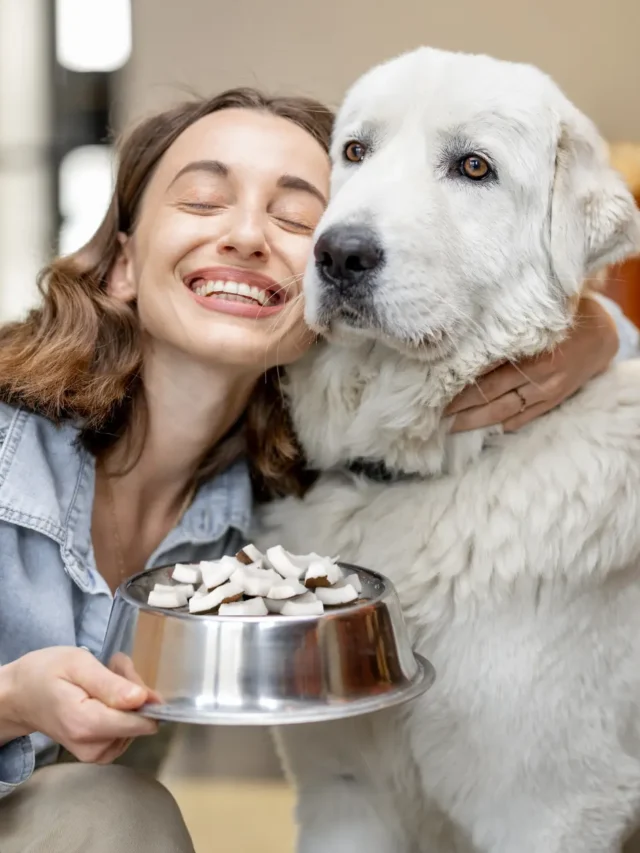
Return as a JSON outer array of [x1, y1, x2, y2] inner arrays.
[[123, 685, 144, 701]]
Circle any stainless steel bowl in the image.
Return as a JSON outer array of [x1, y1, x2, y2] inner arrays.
[[100, 563, 434, 725]]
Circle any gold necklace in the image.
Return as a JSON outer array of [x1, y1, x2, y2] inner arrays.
[[99, 460, 196, 586]]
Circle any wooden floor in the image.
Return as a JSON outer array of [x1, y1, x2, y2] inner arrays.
[[159, 725, 297, 853]]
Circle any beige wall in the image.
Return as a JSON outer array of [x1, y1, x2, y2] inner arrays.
[[120, 0, 640, 141]]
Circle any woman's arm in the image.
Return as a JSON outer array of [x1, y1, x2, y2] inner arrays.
[[447, 294, 638, 433], [595, 293, 640, 362]]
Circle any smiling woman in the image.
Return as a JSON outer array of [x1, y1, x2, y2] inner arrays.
[[0, 87, 332, 853]]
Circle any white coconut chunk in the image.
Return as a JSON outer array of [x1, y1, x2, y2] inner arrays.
[[193, 583, 208, 598], [264, 597, 286, 613], [304, 558, 342, 588], [265, 545, 307, 580], [188, 581, 243, 614], [265, 577, 307, 600], [200, 556, 239, 590], [231, 564, 280, 598], [172, 563, 202, 585], [153, 583, 195, 598], [280, 598, 325, 616], [292, 591, 319, 604], [239, 543, 264, 565], [335, 573, 362, 594], [315, 584, 359, 605], [219, 597, 269, 616], [147, 589, 188, 609]]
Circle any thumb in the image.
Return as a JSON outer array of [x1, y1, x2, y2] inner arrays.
[[65, 651, 148, 710]]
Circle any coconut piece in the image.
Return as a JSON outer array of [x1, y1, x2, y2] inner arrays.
[[192, 583, 208, 598], [265, 577, 307, 600], [292, 591, 319, 604], [172, 563, 202, 585], [335, 573, 362, 594], [236, 543, 264, 566], [153, 583, 195, 598], [219, 597, 269, 616], [304, 558, 342, 589], [147, 589, 188, 609], [266, 545, 311, 580], [188, 581, 243, 614], [200, 556, 240, 590], [315, 584, 359, 606], [235, 549, 253, 566], [281, 598, 325, 616], [264, 590, 316, 613], [231, 564, 280, 598]]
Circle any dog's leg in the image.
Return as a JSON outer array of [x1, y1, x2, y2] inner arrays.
[[273, 718, 417, 853], [293, 778, 414, 853]]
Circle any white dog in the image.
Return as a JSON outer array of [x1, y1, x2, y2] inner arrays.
[[257, 47, 640, 853]]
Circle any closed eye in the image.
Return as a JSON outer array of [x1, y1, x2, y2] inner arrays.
[[274, 216, 314, 234], [180, 201, 223, 212]]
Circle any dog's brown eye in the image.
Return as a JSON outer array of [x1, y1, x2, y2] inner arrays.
[[460, 155, 491, 180], [344, 141, 366, 163]]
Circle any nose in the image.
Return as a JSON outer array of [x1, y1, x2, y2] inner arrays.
[[314, 225, 384, 286], [217, 209, 270, 262]]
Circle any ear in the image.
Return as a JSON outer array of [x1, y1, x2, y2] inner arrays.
[[550, 106, 640, 295], [107, 233, 137, 302]]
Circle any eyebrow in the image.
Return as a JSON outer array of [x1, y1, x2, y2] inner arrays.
[[277, 174, 327, 207], [168, 159, 327, 206]]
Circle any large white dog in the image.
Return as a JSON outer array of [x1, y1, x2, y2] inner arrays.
[[258, 47, 640, 852]]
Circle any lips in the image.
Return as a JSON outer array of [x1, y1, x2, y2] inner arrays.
[[183, 267, 288, 307]]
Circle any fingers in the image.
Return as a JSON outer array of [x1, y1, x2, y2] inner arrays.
[[90, 737, 134, 765], [449, 381, 547, 432], [107, 654, 163, 705], [65, 650, 149, 711], [71, 697, 159, 740], [502, 398, 560, 433], [444, 356, 553, 415]]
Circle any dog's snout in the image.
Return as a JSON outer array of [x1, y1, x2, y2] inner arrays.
[[314, 225, 384, 286]]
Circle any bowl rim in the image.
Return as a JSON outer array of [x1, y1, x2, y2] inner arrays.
[[117, 561, 391, 624]]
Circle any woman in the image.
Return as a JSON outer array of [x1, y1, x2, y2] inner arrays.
[[0, 87, 636, 852]]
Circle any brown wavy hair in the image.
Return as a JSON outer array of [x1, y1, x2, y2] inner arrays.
[[0, 88, 334, 498]]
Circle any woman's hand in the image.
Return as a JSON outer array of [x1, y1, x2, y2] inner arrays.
[[446, 296, 619, 433], [0, 646, 159, 764]]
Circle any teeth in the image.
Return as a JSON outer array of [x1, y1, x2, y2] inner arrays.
[[193, 278, 276, 307]]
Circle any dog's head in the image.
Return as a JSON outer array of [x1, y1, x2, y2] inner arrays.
[[304, 47, 640, 366]]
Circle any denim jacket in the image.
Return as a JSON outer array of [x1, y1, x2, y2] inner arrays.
[[0, 295, 637, 800], [0, 402, 253, 799]]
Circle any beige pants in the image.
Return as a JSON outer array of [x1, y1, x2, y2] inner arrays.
[[0, 763, 196, 853]]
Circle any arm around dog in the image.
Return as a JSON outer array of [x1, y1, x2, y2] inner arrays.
[[448, 294, 638, 433]]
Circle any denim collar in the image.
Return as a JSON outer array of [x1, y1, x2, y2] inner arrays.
[[0, 406, 253, 591]]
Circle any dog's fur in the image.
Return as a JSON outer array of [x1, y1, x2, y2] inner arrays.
[[257, 47, 640, 852]]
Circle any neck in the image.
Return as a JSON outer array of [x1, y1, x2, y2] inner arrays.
[[286, 339, 501, 479], [103, 344, 257, 509]]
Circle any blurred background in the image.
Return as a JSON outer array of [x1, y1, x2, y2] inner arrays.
[[1, 1, 639, 849]]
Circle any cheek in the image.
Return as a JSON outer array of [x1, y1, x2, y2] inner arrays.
[[139, 212, 213, 283], [279, 234, 316, 283]]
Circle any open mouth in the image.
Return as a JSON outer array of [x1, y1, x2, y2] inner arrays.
[[184, 275, 286, 309]]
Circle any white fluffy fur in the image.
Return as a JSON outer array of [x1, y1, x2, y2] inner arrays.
[[256, 47, 640, 852]]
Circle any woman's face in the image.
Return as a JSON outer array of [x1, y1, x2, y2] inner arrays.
[[111, 108, 330, 372]]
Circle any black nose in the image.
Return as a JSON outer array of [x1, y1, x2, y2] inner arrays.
[[314, 225, 384, 286]]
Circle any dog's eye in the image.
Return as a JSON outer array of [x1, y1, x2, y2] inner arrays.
[[343, 141, 367, 163], [459, 155, 492, 181]]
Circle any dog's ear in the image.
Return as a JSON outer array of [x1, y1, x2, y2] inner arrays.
[[550, 108, 640, 294]]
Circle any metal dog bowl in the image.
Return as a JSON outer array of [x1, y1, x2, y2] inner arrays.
[[100, 563, 434, 725]]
